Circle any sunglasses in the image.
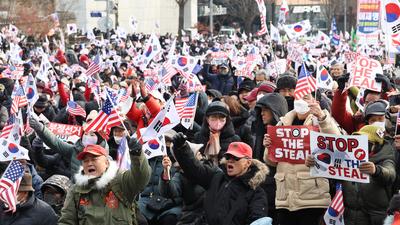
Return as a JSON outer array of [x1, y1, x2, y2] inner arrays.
[[225, 154, 247, 161]]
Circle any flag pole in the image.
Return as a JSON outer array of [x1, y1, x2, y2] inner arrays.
[[395, 112, 399, 135], [269, 21, 283, 80]]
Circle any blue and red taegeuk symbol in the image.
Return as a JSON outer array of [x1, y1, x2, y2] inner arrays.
[[320, 68, 329, 81], [145, 46, 153, 57], [177, 57, 188, 67], [316, 153, 331, 164], [293, 25, 303, 32], [26, 87, 35, 99], [386, 3, 400, 23], [148, 139, 160, 150], [8, 143, 19, 153]]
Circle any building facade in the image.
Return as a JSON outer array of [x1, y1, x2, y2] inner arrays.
[[56, 0, 198, 35]]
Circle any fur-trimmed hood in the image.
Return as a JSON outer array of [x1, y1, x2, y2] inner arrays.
[[220, 158, 270, 190], [74, 160, 119, 189]]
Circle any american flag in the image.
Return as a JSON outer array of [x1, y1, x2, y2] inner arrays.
[[118, 85, 131, 103], [324, 183, 345, 225], [117, 136, 131, 170], [10, 83, 28, 115], [145, 78, 158, 93], [255, 0, 268, 36], [67, 101, 87, 118], [294, 63, 317, 100], [85, 54, 101, 77], [0, 116, 15, 139], [176, 92, 198, 119], [0, 160, 25, 213], [84, 89, 120, 136], [159, 61, 176, 84]]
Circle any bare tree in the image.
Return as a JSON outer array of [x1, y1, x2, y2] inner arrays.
[[176, 0, 189, 35], [223, 0, 259, 34], [320, 0, 342, 32]]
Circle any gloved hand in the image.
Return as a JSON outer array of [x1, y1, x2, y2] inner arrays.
[[127, 136, 142, 156], [337, 73, 350, 91], [375, 74, 392, 92], [172, 132, 187, 150], [32, 137, 44, 150], [29, 116, 44, 132]]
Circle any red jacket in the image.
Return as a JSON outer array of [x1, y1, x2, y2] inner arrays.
[[331, 89, 365, 134], [126, 96, 161, 141], [57, 82, 69, 107]]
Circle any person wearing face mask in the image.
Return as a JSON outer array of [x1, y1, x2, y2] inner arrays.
[[0, 173, 58, 225], [41, 175, 71, 217], [364, 100, 389, 130], [107, 121, 133, 160], [172, 136, 271, 225], [263, 93, 342, 225], [275, 75, 297, 111], [194, 100, 241, 166], [28, 111, 109, 177], [306, 125, 396, 225]]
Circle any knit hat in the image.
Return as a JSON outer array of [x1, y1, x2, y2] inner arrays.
[[257, 82, 276, 94], [206, 101, 229, 117], [276, 75, 297, 91], [353, 125, 385, 145], [19, 173, 35, 192]]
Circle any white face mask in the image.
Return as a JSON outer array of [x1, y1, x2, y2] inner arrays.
[[372, 121, 386, 130], [114, 136, 123, 145], [294, 99, 310, 115], [82, 134, 98, 146]]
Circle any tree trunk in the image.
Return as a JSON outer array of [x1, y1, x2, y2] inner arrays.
[[178, 3, 185, 36]]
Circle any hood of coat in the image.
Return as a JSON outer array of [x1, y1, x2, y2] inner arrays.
[[254, 93, 288, 136], [220, 158, 269, 190], [370, 140, 395, 164], [74, 160, 118, 190]]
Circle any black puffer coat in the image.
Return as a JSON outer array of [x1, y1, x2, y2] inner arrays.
[[253, 93, 288, 223], [174, 142, 269, 225], [0, 193, 58, 225], [231, 106, 254, 147]]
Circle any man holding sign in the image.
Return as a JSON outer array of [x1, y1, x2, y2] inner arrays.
[[306, 125, 396, 225], [263, 93, 342, 225]]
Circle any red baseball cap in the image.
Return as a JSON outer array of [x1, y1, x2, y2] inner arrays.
[[243, 88, 258, 102], [77, 145, 108, 160], [225, 142, 252, 159]]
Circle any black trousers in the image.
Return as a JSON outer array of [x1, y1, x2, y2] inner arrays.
[[277, 208, 325, 225]]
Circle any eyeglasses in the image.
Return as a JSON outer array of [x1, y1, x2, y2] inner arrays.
[[225, 154, 247, 161]]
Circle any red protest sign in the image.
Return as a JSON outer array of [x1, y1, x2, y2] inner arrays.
[[47, 122, 83, 137], [267, 125, 318, 164]]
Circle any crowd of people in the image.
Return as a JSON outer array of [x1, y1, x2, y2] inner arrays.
[[0, 25, 400, 225]]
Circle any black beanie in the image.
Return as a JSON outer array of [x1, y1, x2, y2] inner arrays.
[[206, 101, 229, 117]]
